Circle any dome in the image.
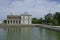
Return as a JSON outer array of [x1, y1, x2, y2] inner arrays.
[[21, 11, 32, 16]]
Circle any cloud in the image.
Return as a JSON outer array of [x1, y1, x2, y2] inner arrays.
[[0, 0, 60, 20]]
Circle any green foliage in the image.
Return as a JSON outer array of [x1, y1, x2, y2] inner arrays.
[[32, 18, 43, 24], [37, 18, 43, 24], [44, 13, 53, 24], [32, 12, 60, 25], [3, 20, 7, 23], [53, 12, 60, 25], [52, 19, 59, 25], [32, 18, 38, 24]]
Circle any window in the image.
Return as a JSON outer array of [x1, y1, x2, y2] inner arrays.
[[11, 20, 12, 24], [13, 20, 15, 24], [8, 20, 9, 24]]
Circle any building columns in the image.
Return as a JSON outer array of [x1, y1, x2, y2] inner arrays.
[[7, 19, 21, 24], [7, 20, 8, 24]]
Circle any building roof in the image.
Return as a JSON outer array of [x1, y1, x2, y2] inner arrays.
[[7, 15, 21, 19], [7, 11, 32, 19], [21, 11, 32, 16]]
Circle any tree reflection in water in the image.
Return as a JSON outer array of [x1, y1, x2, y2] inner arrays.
[[0, 27, 60, 40]]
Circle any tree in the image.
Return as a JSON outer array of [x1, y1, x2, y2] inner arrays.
[[44, 13, 53, 24], [37, 18, 43, 24], [53, 12, 60, 25], [32, 18, 38, 24], [32, 18, 44, 24], [3, 20, 7, 23], [52, 19, 59, 25]]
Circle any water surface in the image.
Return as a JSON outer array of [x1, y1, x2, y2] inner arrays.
[[0, 27, 60, 40]]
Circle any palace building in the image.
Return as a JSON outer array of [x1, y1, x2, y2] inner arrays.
[[7, 11, 32, 24]]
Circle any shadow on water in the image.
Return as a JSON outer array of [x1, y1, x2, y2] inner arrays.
[[0, 27, 60, 40]]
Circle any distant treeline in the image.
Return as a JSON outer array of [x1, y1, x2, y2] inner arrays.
[[32, 12, 60, 26]]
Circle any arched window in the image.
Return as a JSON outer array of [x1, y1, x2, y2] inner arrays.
[[13, 20, 15, 24], [8, 20, 9, 24], [11, 20, 12, 24], [19, 20, 20, 24]]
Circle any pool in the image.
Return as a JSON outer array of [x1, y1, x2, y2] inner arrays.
[[0, 27, 60, 40]]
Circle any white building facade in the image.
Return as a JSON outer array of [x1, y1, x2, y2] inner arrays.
[[7, 12, 32, 24]]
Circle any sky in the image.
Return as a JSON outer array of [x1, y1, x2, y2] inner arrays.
[[0, 0, 60, 20]]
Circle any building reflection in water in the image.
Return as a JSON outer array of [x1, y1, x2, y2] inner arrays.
[[6, 27, 32, 40], [0, 27, 60, 40], [0, 28, 7, 40]]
